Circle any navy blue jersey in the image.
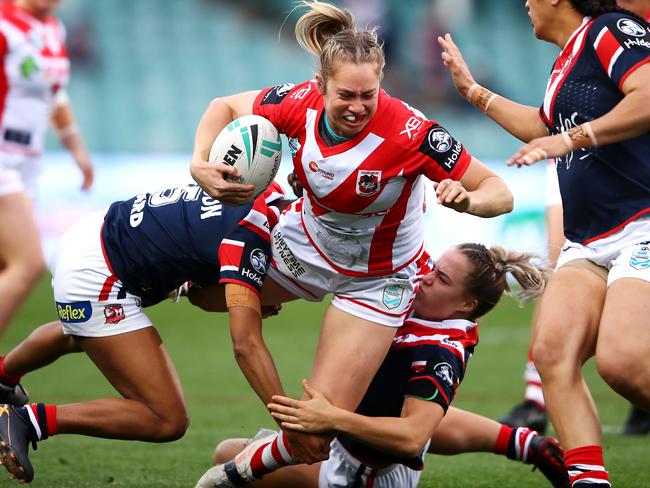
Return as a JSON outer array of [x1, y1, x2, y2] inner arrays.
[[338, 317, 478, 470], [100, 182, 286, 307], [540, 13, 650, 244]]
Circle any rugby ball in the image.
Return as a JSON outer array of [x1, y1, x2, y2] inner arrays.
[[209, 115, 283, 199]]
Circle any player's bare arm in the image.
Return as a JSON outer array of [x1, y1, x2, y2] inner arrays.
[[509, 64, 650, 166], [270, 380, 443, 458], [437, 33, 548, 143], [190, 91, 259, 203], [450, 158, 513, 217]]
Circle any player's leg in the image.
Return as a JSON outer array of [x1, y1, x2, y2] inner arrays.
[[0, 326, 189, 482], [532, 264, 608, 487], [429, 407, 569, 488], [596, 281, 650, 410], [199, 436, 319, 488], [0, 321, 80, 405], [0, 192, 45, 336]]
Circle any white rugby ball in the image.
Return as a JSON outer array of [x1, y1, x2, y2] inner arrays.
[[209, 115, 282, 200]]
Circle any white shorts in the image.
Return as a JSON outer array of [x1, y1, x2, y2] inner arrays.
[[556, 216, 650, 286], [319, 438, 423, 488], [268, 222, 430, 328], [0, 152, 40, 198], [51, 210, 152, 337]]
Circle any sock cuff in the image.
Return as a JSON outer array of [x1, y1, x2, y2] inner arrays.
[[494, 424, 513, 455], [45, 405, 58, 437], [564, 445, 604, 468], [0, 355, 22, 386]]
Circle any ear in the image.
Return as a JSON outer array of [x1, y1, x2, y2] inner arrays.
[[315, 73, 326, 95], [458, 297, 478, 316]]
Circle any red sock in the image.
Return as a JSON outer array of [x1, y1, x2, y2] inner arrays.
[[24, 404, 58, 440], [564, 445, 610, 486], [249, 432, 294, 478], [494, 424, 513, 455], [0, 355, 22, 386]]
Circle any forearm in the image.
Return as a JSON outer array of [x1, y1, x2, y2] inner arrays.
[[465, 175, 513, 217], [333, 409, 425, 457], [589, 89, 650, 146], [192, 99, 234, 163], [51, 103, 89, 159], [466, 85, 547, 142]]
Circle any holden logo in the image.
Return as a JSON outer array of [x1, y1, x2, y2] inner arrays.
[[309, 161, 319, 172], [617, 18, 646, 37], [428, 127, 452, 152]]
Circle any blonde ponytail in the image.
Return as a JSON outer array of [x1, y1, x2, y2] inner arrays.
[[293, 0, 385, 84], [489, 245, 551, 305]]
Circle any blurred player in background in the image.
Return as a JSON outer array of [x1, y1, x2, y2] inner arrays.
[[197, 243, 569, 488], [500, 0, 650, 441], [190, 0, 512, 468], [0, 0, 93, 338], [440, 1, 650, 486]]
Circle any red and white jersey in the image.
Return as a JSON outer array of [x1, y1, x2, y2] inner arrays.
[[254, 81, 472, 276], [0, 1, 69, 156]]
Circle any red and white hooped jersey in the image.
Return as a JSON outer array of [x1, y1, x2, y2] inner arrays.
[[254, 81, 472, 276], [0, 1, 69, 156]]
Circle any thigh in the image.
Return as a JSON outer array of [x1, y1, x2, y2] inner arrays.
[[598, 278, 650, 360], [534, 264, 607, 364], [309, 305, 396, 411], [77, 327, 185, 414], [0, 192, 42, 264]]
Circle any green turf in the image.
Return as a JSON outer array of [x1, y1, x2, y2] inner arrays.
[[1, 278, 648, 487]]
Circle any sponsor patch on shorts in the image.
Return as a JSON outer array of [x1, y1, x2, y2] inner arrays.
[[56, 301, 92, 323], [382, 283, 404, 310]]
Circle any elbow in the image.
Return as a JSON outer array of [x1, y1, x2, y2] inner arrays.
[[502, 191, 514, 214], [400, 436, 428, 458]]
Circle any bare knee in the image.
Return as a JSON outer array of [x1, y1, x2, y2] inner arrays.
[[154, 409, 190, 442], [213, 438, 248, 465], [8, 253, 46, 292], [532, 335, 567, 380]]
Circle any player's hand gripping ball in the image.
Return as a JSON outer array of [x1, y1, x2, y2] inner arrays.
[[209, 115, 283, 199]]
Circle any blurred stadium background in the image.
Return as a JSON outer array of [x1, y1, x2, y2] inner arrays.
[[2, 0, 648, 486]]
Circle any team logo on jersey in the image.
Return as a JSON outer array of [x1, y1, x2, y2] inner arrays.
[[261, 83, 295, 105], [104, 304, 126, 325], [356, 170, 381, 196], [250, 248, 269, 274], [630, 244, 650, 270], [382, 283, 404, 309], [617, 18, 646, 37], [428, 128, 453, 152], [56, 301, 92, 323], [433, 362, 456, 388]]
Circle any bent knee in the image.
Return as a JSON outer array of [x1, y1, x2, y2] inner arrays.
[[596, 349, 641, 395], [155, 411, 190, 442], [7, 254, 46, 287]]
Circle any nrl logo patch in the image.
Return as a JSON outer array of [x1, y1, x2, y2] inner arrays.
[[630, 244, 650, 270], [382, 283, 404, 310]]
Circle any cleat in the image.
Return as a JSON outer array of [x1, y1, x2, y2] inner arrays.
[[526, 435, 570, 488], [0, 383, 28, 407], [500, 400, 548, 434], [0, 405, 36, 483], [195, 429, 277, 488], [622, 405, 650, 436]]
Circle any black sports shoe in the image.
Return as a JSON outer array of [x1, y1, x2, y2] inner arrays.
[[0, 383, 28, 406], [527, 435, 570, 488], [0, 404, 36, 483], [500, 400, 548, 435], [622, 405, 650, 436]]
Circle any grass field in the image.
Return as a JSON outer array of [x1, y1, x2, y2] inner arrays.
[[1, 277, 648, 487]]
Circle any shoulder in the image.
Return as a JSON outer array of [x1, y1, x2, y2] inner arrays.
[[257, 80, 319, 108], [374, 91, 431, 144], [588, 12, 649, 42]]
